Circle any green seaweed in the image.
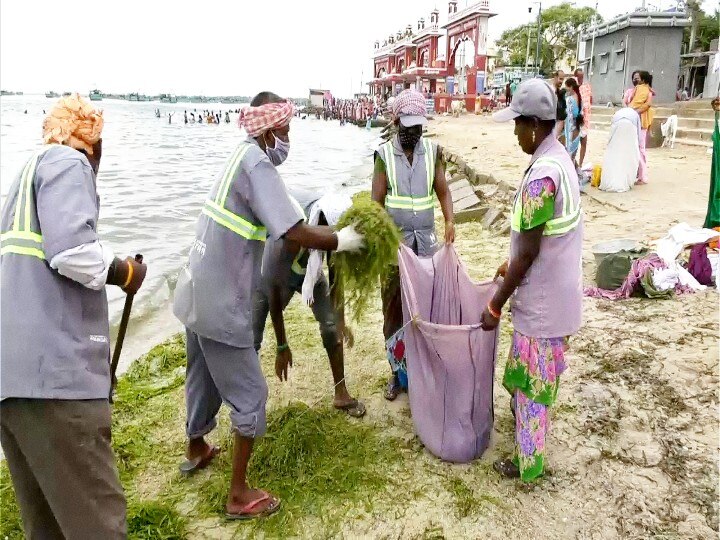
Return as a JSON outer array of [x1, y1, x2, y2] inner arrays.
[[333, 195, 401, 320], [127, 500, 187, 539]]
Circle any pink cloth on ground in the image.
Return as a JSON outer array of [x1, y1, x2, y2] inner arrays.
[[398, 244, 499, 463]]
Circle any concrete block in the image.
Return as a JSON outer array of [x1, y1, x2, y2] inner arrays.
[[475, 184, 498, 198], [475, 172, 495, 185], [494, 221, 511, 236], [482, 207, 504, 228], [449, 178, 471, 192], [449, 173, 468, 185], [455, 206, 488, 224], [455, 156, 467, 170], [451, 186, 476, 202], [453, 193, 482, 212]]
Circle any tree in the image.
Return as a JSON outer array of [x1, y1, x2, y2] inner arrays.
[[495, 2, 601, 74], [683, 6, 719, 52]]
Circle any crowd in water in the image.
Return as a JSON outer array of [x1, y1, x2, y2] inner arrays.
[[154, 108, 242, 125], [317, 96, 385, 125]]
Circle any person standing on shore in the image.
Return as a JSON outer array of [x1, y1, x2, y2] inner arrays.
[[483, 79, 583, 482], [574, 68, 592, 167], [0, 94, 148, 538], [173, 91, 364, 520], [253, 190, 366, 418], [623, 70, 655, 185], [552, 70, 567, 142], [371, 89, 455, 401]]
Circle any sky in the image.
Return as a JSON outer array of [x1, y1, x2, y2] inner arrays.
[[0, 0, 715, 98]]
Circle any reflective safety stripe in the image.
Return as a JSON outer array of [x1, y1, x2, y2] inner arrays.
[[202, 144, 267, 241], [384, 138, 436, 212], [2, 146, 52, 260], [510, 156, 582, 236], [215, 144, 252, 206], [202, 200, 267, 241]]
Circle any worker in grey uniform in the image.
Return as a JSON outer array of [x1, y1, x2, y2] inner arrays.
[[0, 94, 148, 539], [252, 189, 366, 418], [371, 88, 455, 401], [173, 91, 364, 520]]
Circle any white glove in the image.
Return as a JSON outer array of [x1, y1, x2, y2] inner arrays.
[[335, 224, 365, 253]]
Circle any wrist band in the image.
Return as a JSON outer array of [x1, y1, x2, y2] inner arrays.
[[122, 262, 134, 289], [277, 343, 289, 353], [487, 302, 501, 319]]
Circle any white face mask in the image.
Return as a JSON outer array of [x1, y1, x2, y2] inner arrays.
[[265, 131, 290, 166]]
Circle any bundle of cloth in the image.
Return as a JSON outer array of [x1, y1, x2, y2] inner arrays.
[[585, 223, 720, 299], [398, 244, 499, 463]]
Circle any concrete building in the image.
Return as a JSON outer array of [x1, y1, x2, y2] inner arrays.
[[579, 11, 690, 105]]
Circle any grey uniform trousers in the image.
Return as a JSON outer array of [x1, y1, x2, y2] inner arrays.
[[184, 328, 268, 439], [0, 398, 126, 540], [252, 273, 339, 352]]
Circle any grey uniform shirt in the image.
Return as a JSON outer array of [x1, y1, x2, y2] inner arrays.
[[1, 145, 110, 400], [173, 136, 303, 348]]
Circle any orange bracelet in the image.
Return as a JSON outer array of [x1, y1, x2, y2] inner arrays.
[[122, 262, 134, 289], [487, 302, 501, 319]]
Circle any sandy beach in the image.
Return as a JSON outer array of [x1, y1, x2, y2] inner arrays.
[[2, 115, 716, 539]]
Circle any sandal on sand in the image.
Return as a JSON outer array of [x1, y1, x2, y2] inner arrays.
[[225, 491, 281, 520], [334, 399, 366, 418], [384, 377, 402, 401], [178, 445, 220, 475], [493, 458, 520, 479]]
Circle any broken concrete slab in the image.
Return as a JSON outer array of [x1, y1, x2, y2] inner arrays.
[[455, 206, 489, 224], [449, 178, 471, 191], [475, 184, 498, 198], [449, 173, 468, 185], [453, 193, 482, 212], [450, 186, 476, 202], [482, 207, 504, 228], [474, 172, 495, 185]]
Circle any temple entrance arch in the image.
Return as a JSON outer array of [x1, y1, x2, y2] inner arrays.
[[451, 38, 475, 95]]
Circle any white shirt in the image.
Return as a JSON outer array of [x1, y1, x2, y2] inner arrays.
[[49, 241, 115, 290]]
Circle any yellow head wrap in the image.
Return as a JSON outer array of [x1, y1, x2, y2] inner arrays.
[[42, 93, 104, 155]]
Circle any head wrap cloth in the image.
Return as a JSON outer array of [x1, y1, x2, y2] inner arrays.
[[42, 93, 104, 155], [237, 100, 295, 137]]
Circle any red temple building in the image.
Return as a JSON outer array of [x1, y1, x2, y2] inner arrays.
[[368, 1, 495, 114]]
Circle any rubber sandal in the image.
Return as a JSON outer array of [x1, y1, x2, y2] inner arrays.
[[334, 399, 366, 418], [384, 378, 401, 401], [225, 491, 281, 520], [493, 458, 520, 479], [178, 445, 220, 475]]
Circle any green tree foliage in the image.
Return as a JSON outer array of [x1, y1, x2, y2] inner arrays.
[[496, 2, 601, 74], [683, 5, 719, 52]]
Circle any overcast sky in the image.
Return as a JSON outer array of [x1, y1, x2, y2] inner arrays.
[[1, 0, 713, 98]]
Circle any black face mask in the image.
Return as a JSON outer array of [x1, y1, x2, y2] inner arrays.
[[398, 125, 422, 150]]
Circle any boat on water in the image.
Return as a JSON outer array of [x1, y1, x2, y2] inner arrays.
[[159, 93, 177, 103], [127, 92, 140, 102], [62, 92, 72, 97], [189, 95, 208, 103], [45, 91, 59, 98], [89, 89, 102, 101]]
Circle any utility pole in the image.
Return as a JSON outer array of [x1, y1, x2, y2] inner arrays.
[[534, 2, 543, 76], [588, 2, 598, 76], [525, 22, 532, 72]]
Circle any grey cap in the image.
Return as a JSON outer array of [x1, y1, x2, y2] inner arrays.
[[493, 78, 558, 122]]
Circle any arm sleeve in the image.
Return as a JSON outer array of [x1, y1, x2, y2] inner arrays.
[[49, 241, 115, 290], [519, 176, 557, 231], [36, 157, 100, 260], [246, 159, 303, 239]]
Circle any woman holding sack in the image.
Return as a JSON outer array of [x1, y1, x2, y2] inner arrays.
[[482, 79, 583, 482]]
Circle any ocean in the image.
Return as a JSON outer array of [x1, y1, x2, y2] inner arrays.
[[0, 95, 380, 372]]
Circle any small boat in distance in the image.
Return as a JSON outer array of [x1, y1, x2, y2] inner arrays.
[[45, 91, 59, 98], [62, 92, 72, 97], [89, 89, 102, 101], [159, 93, 177, 103]]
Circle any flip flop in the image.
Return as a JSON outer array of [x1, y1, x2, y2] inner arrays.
[[225, 491, 281, 520], [384, 377, 402, 401], [178, 445, 220, 475], [334, 399, 366, 418]]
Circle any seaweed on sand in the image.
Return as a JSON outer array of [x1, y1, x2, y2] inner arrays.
[[196, 402, 401, 535]]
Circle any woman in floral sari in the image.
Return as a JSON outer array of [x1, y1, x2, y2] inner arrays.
[[486, 79, 584, 482]]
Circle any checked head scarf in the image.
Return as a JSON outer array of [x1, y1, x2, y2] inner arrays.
[[237, 100, 295, 137]]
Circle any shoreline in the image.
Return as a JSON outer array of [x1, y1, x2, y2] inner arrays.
[[2, 116, 718, 539]]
